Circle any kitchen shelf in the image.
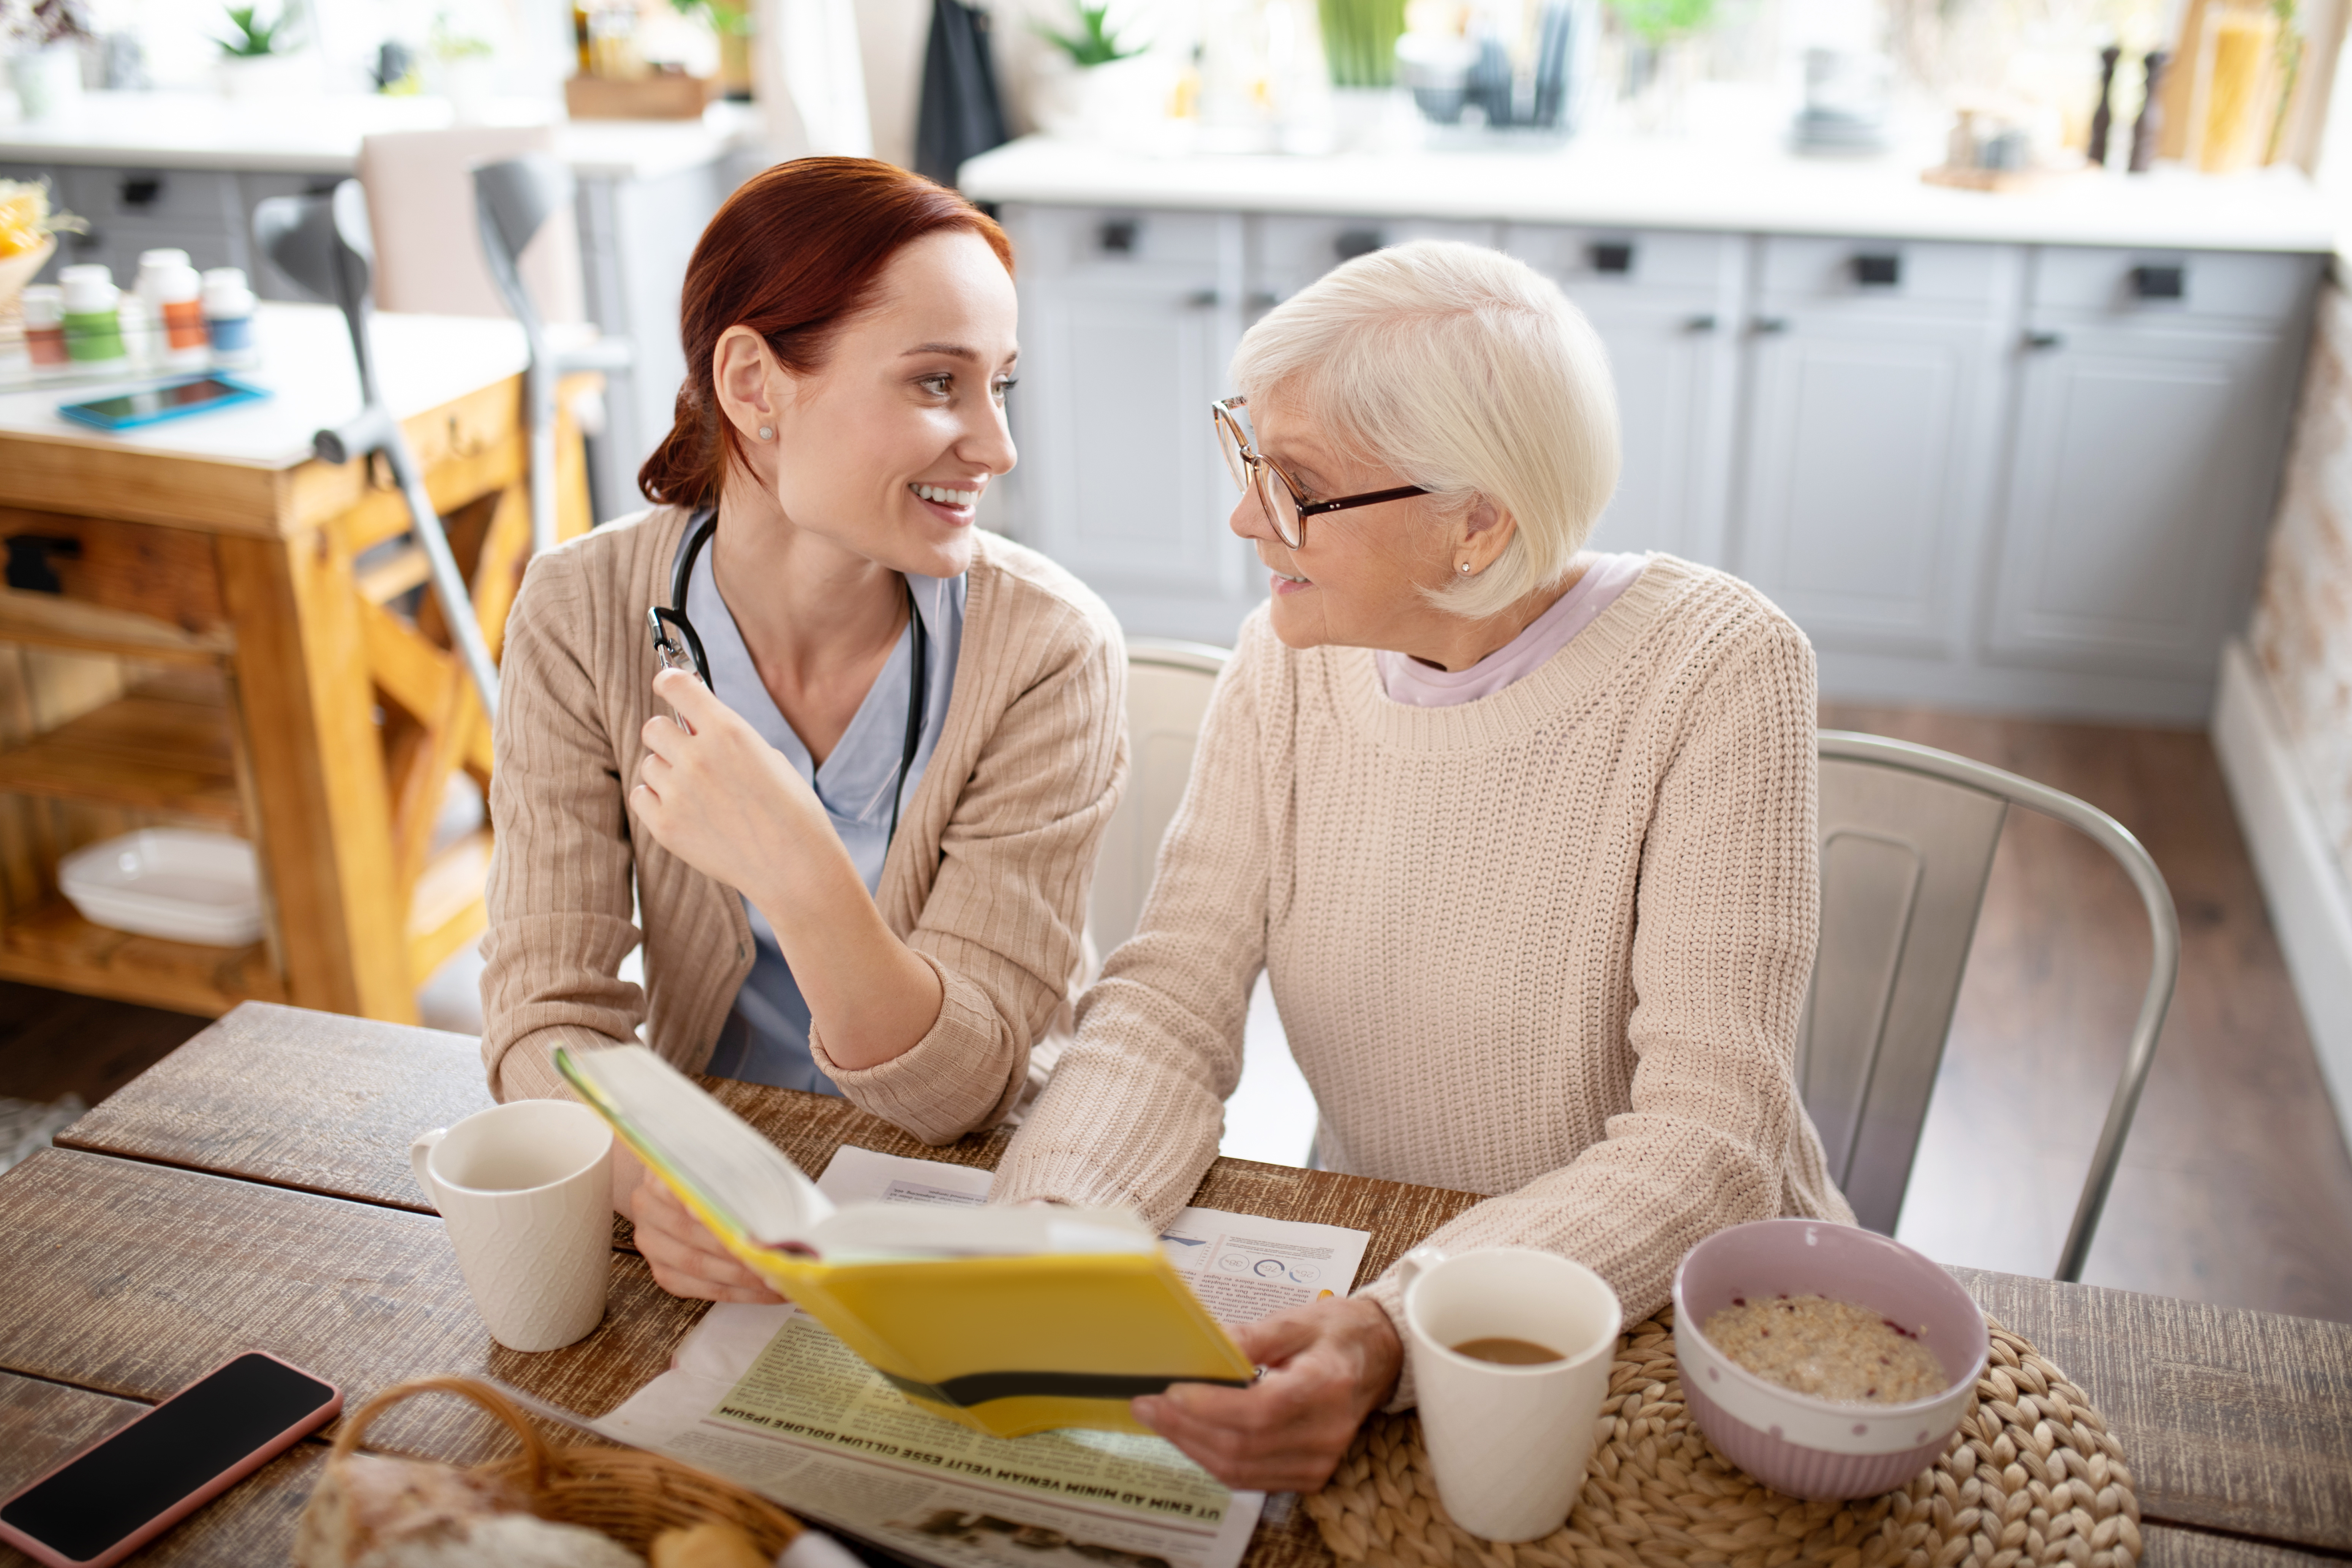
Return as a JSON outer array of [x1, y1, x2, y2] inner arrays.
[[0, 668, 243, 827], [0, 898, 282, 1016]]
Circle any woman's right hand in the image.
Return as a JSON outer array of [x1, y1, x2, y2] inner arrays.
[[626, 1159, 786, 1304]]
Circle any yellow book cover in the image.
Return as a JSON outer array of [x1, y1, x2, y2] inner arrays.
[[555, 1045, 1254, 1438]]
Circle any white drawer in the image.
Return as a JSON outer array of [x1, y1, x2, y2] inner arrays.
[[1016, 206, 1227, 273], [63, 165, 242, 230], [1759, 236, 2008, 308], [1251, 214, 1501, 296], [2029, 247, 2316, 322], [1503, 225, 1736, 293]]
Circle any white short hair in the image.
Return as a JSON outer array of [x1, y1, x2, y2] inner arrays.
[[1230, 239, 1621, 620]]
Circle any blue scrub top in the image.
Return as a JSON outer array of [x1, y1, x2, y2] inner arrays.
[[681, 538, 964, 1092]]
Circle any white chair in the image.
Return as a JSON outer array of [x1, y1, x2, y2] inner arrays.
[[1806, 731, 2181, 1282], [1088, 640, 1230, 956]]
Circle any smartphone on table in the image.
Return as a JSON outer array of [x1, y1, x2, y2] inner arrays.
[[0, 1351, 341, 1568], [57, 376, 268, 433]]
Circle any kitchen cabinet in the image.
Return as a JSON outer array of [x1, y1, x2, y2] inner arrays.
[[1005, 207, 1258, 645], [1506, 226, 1745, 563], [1734, 239, 2018, 659], [1988, 250, 2307, 676], [989, 168, 2320, 721]]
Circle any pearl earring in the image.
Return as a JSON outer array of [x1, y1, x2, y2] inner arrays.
[[1458, 561, 1473, 575], [757, 425, 774, 441]]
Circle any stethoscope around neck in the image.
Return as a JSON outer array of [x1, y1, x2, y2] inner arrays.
[[647, 509, 930, 849]]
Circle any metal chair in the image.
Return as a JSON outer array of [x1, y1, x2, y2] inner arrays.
[[473, 153, 634, 555], [1805, 731, 2180, 1282], [1087, 639, 1231, 955]]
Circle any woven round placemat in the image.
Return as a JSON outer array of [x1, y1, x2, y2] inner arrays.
[[1306, 1309, 2140, 1568]]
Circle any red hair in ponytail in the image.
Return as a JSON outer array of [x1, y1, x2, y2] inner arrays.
[[637, 157, 1013, 511]]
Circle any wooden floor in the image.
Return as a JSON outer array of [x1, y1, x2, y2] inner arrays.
[[1825, 703, 2352, 1324], [5, 710, 2350, 1325], [0, 982, 204, 1108]]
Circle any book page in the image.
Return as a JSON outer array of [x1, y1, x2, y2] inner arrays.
[[594, 1149, 1374, 1568]]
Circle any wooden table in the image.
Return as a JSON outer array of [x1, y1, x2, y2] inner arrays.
[[0, 305, 593, 1022], [9, 1003, 2350, 1567]]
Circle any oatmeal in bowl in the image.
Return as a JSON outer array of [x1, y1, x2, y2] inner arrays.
[[1672, 1221, 1990, 1500]]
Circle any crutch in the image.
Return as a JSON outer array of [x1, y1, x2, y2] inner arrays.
[[252, 180, 500, 716], [473, 152, 634, 556]]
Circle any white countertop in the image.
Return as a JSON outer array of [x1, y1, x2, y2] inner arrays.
[[959, 134, 2341, 254], [0, 303, 528, 468], [0, 91, 760, 180]]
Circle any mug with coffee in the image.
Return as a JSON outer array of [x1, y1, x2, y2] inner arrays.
[[412, 1099, 613, 1353], [1398, 1246, 1622, 1542]]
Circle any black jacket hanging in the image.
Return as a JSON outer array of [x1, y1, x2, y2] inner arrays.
[[914, 0, 1011, 189]]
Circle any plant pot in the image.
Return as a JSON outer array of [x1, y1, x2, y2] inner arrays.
[[9, 43, 86, 122], [215, 51, 313, 100]]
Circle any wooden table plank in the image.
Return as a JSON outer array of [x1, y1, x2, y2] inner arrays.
[[2140, 1525, 2352, 1567], [1956, 1266, 2352, 1552], [55, 1002, 493, 1211], [0, 1370, 326, 1568], [0, 1148, 703, 1468], [43, 1004, 2352, 1557]]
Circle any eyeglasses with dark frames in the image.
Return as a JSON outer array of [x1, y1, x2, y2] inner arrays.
[[1212, 395, 1427, 550]]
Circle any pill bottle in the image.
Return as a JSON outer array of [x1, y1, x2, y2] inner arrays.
[[137, 248, 210, 370], [58, 263, 127, 367], [202, 266, 259, 370], [20, 284, 68, 368]]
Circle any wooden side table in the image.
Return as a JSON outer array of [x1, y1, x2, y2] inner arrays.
[[0, 305, 595, 1021]]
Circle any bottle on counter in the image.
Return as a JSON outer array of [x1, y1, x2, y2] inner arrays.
[[58, 263, 127, 368], [20, 284, 68, 370], [202, 267, 259, 370], [117, 292, 160, 371], [136, 248, 210, 371]]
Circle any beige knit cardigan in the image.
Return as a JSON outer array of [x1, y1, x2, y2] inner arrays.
[[993, 555, 1855, 1403], [481, 506, 1127, 1143]]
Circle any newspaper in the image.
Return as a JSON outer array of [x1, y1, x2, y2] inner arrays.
[[594, 1148, 1372, 1568]]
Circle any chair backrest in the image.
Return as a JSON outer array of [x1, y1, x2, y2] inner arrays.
[[1088, 639, 1230, 956], [356, 126, 583, 322], [1806, 732, 2180, 1281], [1801, 749, 2007, 1235]]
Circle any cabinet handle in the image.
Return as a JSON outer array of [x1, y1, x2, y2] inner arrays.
[[2022, 330, 2064, 351], [1749, 316, 1791, 335], [1247, 290, 1280, 309], [119, 174, 164, 209], [1590, 241, 1636, 274], [1853, 253, 1902, 287], [2131, 264, 2185, 300], [1185, 289, 1220, 308], [4, 534, 82, 595], [1683, 313, 1718, 333]]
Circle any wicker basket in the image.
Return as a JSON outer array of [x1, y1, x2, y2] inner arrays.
[[327, 1375, 804, 1557]]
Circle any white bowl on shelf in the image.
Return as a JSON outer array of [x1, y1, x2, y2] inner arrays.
[[58, 830, 265, 947]]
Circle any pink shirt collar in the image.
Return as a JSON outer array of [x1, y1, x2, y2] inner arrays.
[[1376, 553, 1649, 708]]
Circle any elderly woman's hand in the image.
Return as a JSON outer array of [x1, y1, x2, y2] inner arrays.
[[1132, 1296, 1404, 1492], [631, 667, 832, 909]]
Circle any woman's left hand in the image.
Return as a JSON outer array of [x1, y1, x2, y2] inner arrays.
[[632, 667, 831, 905], [1130, 1296, 1404, 1492]]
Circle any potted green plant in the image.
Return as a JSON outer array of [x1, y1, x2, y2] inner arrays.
[[214, 3, 309, 99], [1031, 0, 1163, 140], [5, 0, 92, 122], [429, 11, 496, 120], [1607, 0, 1714, 130]]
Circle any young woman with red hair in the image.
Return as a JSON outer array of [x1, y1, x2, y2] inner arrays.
[[481, 157, 1126, 1302]]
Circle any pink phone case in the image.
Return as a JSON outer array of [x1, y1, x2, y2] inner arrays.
[[0, 1350, 343, 1568]]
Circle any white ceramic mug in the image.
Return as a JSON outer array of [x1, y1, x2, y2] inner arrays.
[[1399, 1246, 1623, 1542], [412, 1100, 613, 1353]]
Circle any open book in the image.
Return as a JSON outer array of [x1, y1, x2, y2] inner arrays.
[[555, 1045, 1255, 1438]]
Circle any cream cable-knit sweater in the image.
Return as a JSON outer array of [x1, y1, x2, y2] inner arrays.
[[992, 555, 1854, 1405]]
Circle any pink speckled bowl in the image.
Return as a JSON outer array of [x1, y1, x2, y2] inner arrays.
[[1672, 1220, 1988, 1500]]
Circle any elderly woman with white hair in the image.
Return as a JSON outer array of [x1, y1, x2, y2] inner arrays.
[[989, 240, 1854, 1489]]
